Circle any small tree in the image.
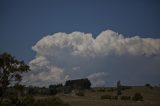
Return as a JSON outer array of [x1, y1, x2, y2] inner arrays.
[[145, 83, 153, 89], [117, 80, 122, 96], [0, 52, 30, 103]]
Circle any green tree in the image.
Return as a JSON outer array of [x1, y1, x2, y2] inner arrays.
[[0, 52, 30, 103]]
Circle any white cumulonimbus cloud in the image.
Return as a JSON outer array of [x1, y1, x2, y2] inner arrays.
[[32, 30, 160, 57], [23, 29, 160, 87]]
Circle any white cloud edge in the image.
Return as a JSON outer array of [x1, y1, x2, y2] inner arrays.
[[32, 29, 160, 57]]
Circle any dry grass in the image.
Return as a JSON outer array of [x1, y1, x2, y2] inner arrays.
[[57, 86, 160, 106]]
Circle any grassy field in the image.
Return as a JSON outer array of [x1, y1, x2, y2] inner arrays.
[[53, 86, 160, 106]]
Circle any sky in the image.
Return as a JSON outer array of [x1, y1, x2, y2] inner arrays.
[[0, 0, 160, 87]]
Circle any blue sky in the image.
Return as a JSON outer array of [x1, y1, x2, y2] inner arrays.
[[0, 0, 160, 86], [1, 0, 160, 62]]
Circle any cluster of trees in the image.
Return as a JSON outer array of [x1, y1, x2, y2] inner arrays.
[[1, 78, 91, 97], [23, 78, 91, 95], [65, 78, 91, 89], [4, 79, 91, 96], [63, 78, 91, 95]]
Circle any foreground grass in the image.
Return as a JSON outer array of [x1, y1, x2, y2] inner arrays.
[[3, 86, 159, 106], [2, 96, 69, 106], [57, 86, 160, 106]]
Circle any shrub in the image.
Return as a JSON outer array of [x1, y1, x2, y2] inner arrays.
[[101, 95, 111, 99], [145, 83, 151, 87], [145, 83, 153, 89], [34, 97, 69, 106], [121, 96, 131, 100], [132, 93, 143, 101]]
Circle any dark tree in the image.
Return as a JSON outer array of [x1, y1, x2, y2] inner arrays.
[[49, 85, 58, 95], [65, 78, 91, 90], [145, 83, 153, 89], [0, 52, 30, 103], [117, 80, 122, 96], [145, 83, 151, 87]]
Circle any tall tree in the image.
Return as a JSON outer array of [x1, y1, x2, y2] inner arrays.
[[0, 52, 30, 103], [117, 80, 122, 96]]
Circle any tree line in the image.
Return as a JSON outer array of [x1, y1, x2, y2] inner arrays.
[[21, 78, 91, 95]]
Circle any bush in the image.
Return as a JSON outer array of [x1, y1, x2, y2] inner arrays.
[[34, 97, 69, 106], [145, 83, 153, 89], [121, 96, 131, 100], [101, 95, 111, 99], [132, 93, 143, 101], [145, 83, 151, 87]]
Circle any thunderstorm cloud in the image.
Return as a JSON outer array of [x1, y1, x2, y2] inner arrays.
[[23, 30, 160, 87]]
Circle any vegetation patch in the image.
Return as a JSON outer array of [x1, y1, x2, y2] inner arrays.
[[132, 93, 143, 101], [120, 96, 131, 100]]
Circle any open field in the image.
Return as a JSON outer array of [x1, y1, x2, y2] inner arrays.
[[54, 86, 160, 106], [2, 86, 160, 106]]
